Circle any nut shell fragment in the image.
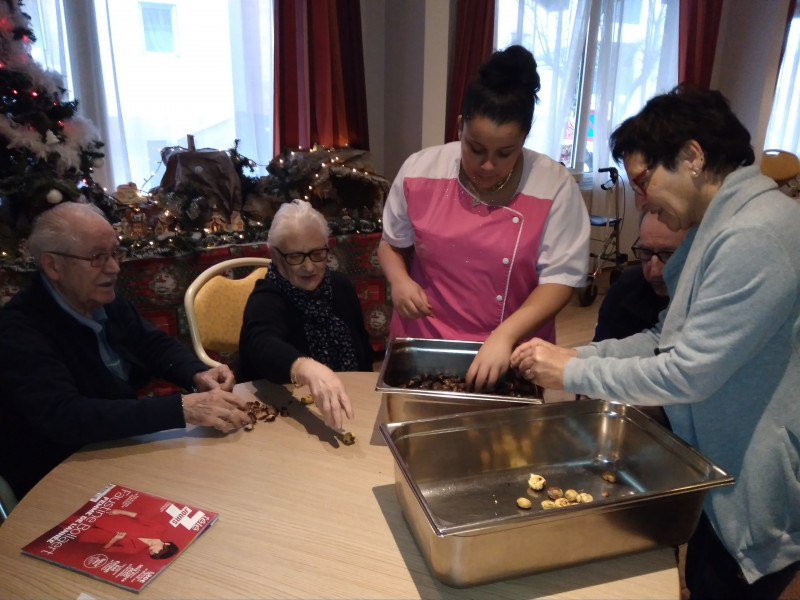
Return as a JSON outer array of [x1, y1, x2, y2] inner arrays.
[[602, 471, 617, 483], [554, 497, 570, 507], [299, 394, 314, 405], [342, 432, 356, 446], [528, 473, 546, 490], [547, 486, 564, 500]]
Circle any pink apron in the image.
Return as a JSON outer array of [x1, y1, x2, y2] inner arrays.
[[389, 176, 555, 343]]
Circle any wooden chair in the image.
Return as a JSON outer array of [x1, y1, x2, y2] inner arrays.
[[184, 257, 271, 367], [761, 149, 800, 183]]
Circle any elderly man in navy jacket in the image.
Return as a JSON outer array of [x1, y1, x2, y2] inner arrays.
[[0, 202, 250, 500]]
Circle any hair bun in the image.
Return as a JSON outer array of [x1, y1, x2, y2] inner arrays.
[[479, 45, 540, 100]]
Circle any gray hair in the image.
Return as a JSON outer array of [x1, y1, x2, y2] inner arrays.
[[267, 199, 330, 249], [27, 202, 108, 266]]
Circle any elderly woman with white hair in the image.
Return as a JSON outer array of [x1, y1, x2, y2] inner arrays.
[[238, 199, 373, 429]]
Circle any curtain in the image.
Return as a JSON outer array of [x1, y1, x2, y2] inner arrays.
[[496, 0, 592, 161], [678, 0, 723, 88], [764, 1, 800, 154], [591, 0, 678, 203], [274, 0, 369, 152], [444, 0, 495, 143], [31, 0, 276, 188]]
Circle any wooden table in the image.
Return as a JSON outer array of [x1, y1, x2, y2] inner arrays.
[[0, 373, 679, 599]]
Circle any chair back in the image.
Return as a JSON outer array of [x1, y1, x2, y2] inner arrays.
[[761, 149, 800, 183], [184, 257, 272, 367], [0, 474, 18, 522]]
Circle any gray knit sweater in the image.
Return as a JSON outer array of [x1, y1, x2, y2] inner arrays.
[[564, 165, 800, 583]]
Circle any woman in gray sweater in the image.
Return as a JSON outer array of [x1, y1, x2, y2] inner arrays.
[[512, 86, 800, 599]]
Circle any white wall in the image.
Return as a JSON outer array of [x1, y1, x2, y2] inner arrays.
[[363, 0, 454, 180], [360, 1, 386, 173], [711, 0, 790, 159]]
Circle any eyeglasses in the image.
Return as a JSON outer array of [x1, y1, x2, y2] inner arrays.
[[46, 248, 126, 268], [631, 242, 674, 264], [629, 167, 652, 197], [274, 247, 329, 266]]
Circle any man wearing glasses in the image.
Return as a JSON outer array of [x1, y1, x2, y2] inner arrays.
[[0, 202, 251, 501], [593, 210, 687, 341]]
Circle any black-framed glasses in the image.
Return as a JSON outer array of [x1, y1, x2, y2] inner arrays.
[[274, 247, 329, 266], [631, 240, 674, 264], [45, 248, 126, 268]]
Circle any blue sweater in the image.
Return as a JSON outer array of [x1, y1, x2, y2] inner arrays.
[[564, 166, 800, 582]]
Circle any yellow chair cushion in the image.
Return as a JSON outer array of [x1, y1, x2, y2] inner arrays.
[[761, 150, 800, 183], [193, 267, 267, 353]]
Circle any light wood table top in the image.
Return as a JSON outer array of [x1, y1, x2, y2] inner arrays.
[[0, 372, 679, 599]]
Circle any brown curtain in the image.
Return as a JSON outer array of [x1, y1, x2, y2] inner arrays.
[[678, 0, 724, 88], [444, 0, 496, 142], [274, 0, 369, 152]]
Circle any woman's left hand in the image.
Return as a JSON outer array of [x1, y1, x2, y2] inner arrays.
[[465, 331, 512, 391], [510, 338, 577, 390]]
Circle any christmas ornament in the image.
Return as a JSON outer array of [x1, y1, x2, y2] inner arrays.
[[45, 189, 63, 204]]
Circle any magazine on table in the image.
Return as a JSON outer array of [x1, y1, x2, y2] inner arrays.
[[21, 483, 218, 592]]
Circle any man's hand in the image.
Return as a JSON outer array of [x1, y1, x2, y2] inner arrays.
[[193, 365, 235, 392], [509, 338, 577, 391], [181, 388, 250, 433]]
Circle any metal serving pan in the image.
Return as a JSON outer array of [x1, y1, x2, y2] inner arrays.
[[376, 338, 542, 421], [379, 399, 734, 587]]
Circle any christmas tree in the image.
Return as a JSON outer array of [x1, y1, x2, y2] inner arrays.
[[0, 0, 106, 262]]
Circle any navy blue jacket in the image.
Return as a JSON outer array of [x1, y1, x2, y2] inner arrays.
[[238, 271, 373, 383], [0, 273, 207, 499]]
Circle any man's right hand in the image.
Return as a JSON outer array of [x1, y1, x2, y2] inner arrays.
[[181, 389, 250, 433]]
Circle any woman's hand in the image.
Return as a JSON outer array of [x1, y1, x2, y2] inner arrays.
[[390, 277, 433, 320], [510, 338, 577, 391], [294, 358, 355, 430], [377, 240, 432, 319], [465, 330, 513, 391]]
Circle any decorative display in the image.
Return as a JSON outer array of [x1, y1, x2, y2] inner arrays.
[[0, 4, 390, 268], [0, 0, 107, 263]]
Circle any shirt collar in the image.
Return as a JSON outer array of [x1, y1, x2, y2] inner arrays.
[[41, 274, 108, 332]]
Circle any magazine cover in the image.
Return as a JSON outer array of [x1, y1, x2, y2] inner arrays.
[[21, 483, 218, 592]]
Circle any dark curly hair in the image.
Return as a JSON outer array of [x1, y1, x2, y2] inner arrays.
[[610, 84, 754, 177], [460, 45, 541, 136]]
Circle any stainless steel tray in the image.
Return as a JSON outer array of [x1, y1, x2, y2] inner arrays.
[[379, 400, 734, 587], [377, 338, 542, 421]]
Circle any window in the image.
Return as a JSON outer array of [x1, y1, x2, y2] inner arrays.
[[764, 4, 800, 156], [26, 0, 274, 190], [141, 3, 176, 54], [495, 0, 679, 179]]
